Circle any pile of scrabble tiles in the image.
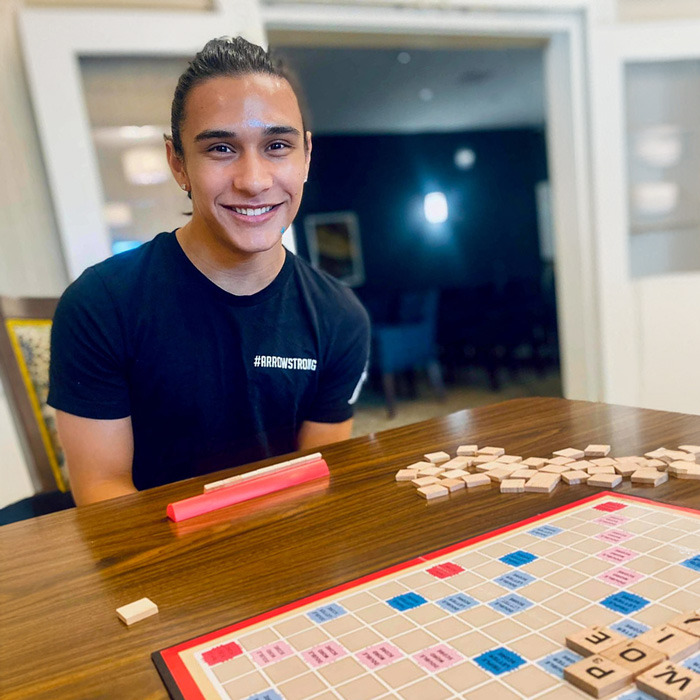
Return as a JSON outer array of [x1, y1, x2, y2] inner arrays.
[[562, 612, 700, 698], [395, 444, 700, 500]]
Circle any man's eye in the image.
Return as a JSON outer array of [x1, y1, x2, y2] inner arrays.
[[209, 144, 233, 154], [268, 141, 291, 152]]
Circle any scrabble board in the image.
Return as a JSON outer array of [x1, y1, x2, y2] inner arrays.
[[153, 493, 700, 700]]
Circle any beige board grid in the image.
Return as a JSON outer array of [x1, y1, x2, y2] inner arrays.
[[160, 495, 700, 700]]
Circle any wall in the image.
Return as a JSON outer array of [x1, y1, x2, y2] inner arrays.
[[296, 128, 548, 291]]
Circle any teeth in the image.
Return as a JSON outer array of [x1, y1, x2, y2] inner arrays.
[[232, 206, 274, 216]]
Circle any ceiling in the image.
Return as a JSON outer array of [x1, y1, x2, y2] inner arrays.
[[80, 43, 546, 136]]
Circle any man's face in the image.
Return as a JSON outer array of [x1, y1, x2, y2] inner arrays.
[[176, 74, 311, 256]]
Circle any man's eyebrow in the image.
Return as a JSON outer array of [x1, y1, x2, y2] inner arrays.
[[194, 125, 301, 142]]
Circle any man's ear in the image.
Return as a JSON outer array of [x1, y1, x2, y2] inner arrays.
[[164, 136, 189, 191]]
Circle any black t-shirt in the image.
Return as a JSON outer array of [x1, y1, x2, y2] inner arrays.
[[48, 232, 370, 490]]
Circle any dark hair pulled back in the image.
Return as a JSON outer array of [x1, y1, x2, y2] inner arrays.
[[169, 36, 308, 158]]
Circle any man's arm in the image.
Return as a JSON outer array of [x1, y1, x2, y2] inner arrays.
[[56, 411, 136, 506], [297, 418, 353, 451]]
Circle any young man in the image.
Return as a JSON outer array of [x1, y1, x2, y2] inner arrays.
[[48, 37, 370, 505]]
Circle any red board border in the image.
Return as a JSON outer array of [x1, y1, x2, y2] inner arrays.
[[153, 492, 700, 699]]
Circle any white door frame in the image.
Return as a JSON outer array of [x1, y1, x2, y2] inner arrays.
[[261, 3, 601, 402], [19, 0, 603, 402], [590, 19, 700, 409]]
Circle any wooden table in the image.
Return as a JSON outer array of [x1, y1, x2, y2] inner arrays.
[[2, 397, 700, 699]]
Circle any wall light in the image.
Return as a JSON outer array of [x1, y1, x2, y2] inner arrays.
[[454, 148, 476, 170], [424, 192, 448, 224], [122, 146, 169, 186]]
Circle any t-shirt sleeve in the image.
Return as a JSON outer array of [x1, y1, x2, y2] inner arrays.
[[305, 291, 370, 423], [47, 268, 131, 419]]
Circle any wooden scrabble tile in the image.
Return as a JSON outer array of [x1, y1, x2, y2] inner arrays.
[[548, 456, 576, 466], [116, 597, 158, 625], [485, 466, 518, 482], [569, 460, 596, 471], [510, 468, 537, 480], [588, 473, 622, 488], [497, 455, 523, 464], [477, 446, 506, 457], [474, 454, 499, 466], [587, 466, 617, 475], [442, 469, 470, 480], [462, 473, 491, 488], [525, 473, 560, 493], [676, 465, 700, 480], [457, 444, 478, 456], [662, 450, 696, 464], [417, 466, 444, 477], [562, 470, 591, 485], [616, 456, 648, 466], [601, 640, 666, 676], [636, 625, 700, 662], [668, 611, 700, 638], [614, 462, 640, 477], [475, 461, 504, 472], [636, 662, 700, 700], [647, 458, 667, 470], [440, 457, 471, 471], [591, 457, 618, 468], [424, 451, 451, 464], [440, 478, 465, 493], [679, 445, 700, 459], [553, 447, 586, 460], [522, 457, 548, 469], [563, 654, 633, 698], [566, 626, 627, 657], [541, 464, 572, 474], [645, 448, 669, 460], [412, 476, 441, 487], [417, 484, 449, 500], [396, 469, 419, 481], [668, 461, 696, 477], [585, 444, 612, 458], [500, 479, 525, 493], [631, 469, 668, 486], [405, 461, 434, 471]]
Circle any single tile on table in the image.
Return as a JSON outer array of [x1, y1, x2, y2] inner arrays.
[[562, 470, 590, 485], [679, 444, 700, 458], [591, 457, 618, 468], [477, 446, 506, 457], [462, 473, 491, 489], [116, 597, 158, 626], [615, 462, 639, 477], [553, 448, 586, 460], [588, 473, 623, 488], [563, 655, 633, 698], [645, 448, 669, 460], [662, 449, 697, 464], [396, 469, 419, 481], [441, 468, 470, 480], [587, 466, 617, 475], [417, 484, 450, 500], [440, 456, 471, 471], [405, 461, 433, 471], [668, 461, 696, 477], [486, 466, 518, 483], [646, 458, 667, 470], [457, 444, 478, 456], [541, 464, 573, 475], [500, 479, 525, 493], [525, 473, 561, 493], [566, 625, 627, 657], [522, 457, 548, 469], [424, 451, 451, 464], [547, 456, 576, 467], [631, 469, 668, 486], [585, 444, 612, 458], [417, 466, 445, 477], [676, 465, 700, 480], [636, 662, 700, 700], [635, 624, 700, 662], [497, 455, 523, 464], [412, 476, 441, 487], [569, 460, 596, 471], [474, 455, 501, 466], [600, 639, 666, 676], [510, 468, 537, 480], [439, 478, 465, 493]]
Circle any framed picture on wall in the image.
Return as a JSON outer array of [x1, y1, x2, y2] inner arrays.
[[304, 212, 365, 286]]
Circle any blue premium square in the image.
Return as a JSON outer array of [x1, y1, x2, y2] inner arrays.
[[683, 653, 700, 674], [387, 592, 427, 611], [247, 692, 284, 700], [617, 692, 656, 700], [307, 603, 346, 623], [499, 550, 538, 567], [682, 555, 700, 573], [437, 593, 478, 613], [600, 592, 650, 615], [611, 619, 650, 638], [529, 525, 563, 538], [474, 647, 526, 675], [494, 571, 536, 590], [538, 650, 583, 678], [489, 594, 533, 615]]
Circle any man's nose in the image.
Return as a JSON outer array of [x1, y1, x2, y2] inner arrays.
[[232, 152, 273, 195]]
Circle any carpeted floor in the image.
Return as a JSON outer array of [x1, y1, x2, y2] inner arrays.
[[351, 368, 563, 438]]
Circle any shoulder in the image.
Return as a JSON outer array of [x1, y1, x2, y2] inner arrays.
[[289, 253, 369, 329]]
